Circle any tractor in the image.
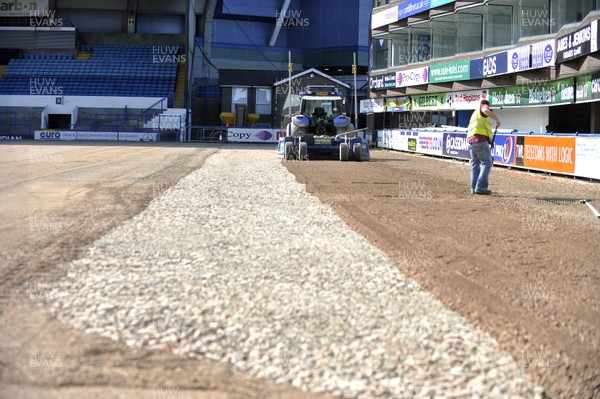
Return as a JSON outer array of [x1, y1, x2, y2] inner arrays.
[[277, 85, 370, 161]]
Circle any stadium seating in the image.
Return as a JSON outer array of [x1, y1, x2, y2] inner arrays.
[[0, 45, 180, 106]]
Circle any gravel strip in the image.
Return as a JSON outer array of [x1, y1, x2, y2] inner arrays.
[[46, 147, 544, 398]]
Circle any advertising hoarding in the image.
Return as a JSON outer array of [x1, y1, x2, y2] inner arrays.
[[522, 136, 576, 174], [556, 19, 598, 63]]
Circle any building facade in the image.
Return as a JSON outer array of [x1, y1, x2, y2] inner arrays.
[[367, 0, 600, 133], [198, 0, 372, 127]]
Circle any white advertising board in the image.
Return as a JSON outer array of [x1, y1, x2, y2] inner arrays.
[[227, 128, 280, 143], [574, 137, 600, 180]]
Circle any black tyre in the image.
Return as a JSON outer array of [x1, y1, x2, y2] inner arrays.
[[299, 142, 308, 160], [339, 142, 349, 161], [353, 142, 362, 162]]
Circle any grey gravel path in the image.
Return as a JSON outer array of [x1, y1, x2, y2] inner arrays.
[[47, 147, 544, 398]]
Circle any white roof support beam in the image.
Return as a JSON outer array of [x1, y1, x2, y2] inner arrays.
[[269, 0, 292, 47]]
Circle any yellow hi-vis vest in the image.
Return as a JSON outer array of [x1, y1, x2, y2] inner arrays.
[[467, 108, 493, 140]]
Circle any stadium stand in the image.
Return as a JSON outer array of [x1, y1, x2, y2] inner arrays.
[[0, 45, 180, 106]]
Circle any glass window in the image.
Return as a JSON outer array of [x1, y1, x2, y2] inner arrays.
[[457, 12, 483, 53], [485, 4, 513, 48], [551, 0, 597, 33], [431, 14, 457, 59], [373, 36, 389, 70], [255, 88, 271, 114], [519, 0, 551, 38], [411, 29, 432, 63], [231, 87, 247, 112], [390, 31, 410, 66]]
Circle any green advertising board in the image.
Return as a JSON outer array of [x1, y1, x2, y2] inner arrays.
[[411, 93, 446, 110], [576, 75, 592, 103], [429, 60, 470, 83], [490, 78, 575, 107]]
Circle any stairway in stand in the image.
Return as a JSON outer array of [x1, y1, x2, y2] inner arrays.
[[174, 60, 185, 108], [0, 65, 7, 79]]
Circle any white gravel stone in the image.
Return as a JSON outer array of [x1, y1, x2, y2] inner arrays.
[[46, 147, 544, 398]]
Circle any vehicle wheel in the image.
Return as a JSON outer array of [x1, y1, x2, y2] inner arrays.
[[353, 142, 362, 162], [299, 142, 308, 161], [284, 142, 295, 160], [339, 143, 349, 161]]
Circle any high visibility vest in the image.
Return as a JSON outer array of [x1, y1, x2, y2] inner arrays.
[[467, 108, 492, 140]]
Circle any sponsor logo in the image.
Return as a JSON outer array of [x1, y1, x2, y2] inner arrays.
[[255, 130, 272, 141], [40, 131, 60, 139], [407, 137, 417, 151], [543, 44, 553, 64], [483, 55, 497, 76], [446, 134, 469, 152], [511, 51, 519, 70], [370, 75, 384, 90]]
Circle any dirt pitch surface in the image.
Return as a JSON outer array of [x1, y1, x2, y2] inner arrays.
[[286, 150, 600, 399], [0, 142, 598, 399], [0, 142, 331, 399]]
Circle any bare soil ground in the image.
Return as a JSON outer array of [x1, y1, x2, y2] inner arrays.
[[1, 143, 598, 399], [286, 149, 600, 399], [0, 142, 332, 399]]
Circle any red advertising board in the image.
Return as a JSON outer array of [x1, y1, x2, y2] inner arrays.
[[522, 137, 576, 174]]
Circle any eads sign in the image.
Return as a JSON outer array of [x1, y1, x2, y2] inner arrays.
[[470, 52, 508, 79]]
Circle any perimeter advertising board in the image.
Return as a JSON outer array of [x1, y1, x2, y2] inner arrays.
[[521, 136, 576, 174], [417, 131, 443, 156], [34, 131, 158, 141], [492, 135, 516, 165], [442, 132, 470, 159], [574, 137, 600, 180], [35, 131, 77, 140], [228, 128, 278, 143]]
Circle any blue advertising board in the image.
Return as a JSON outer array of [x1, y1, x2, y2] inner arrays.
[[398, 0, 432, 20], [470, 52, 508, 79], [492, 134, 516, 165], [443, 132, 470, 159]]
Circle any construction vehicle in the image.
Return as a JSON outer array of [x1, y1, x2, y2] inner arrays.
[[277, 85, 370, 161]]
